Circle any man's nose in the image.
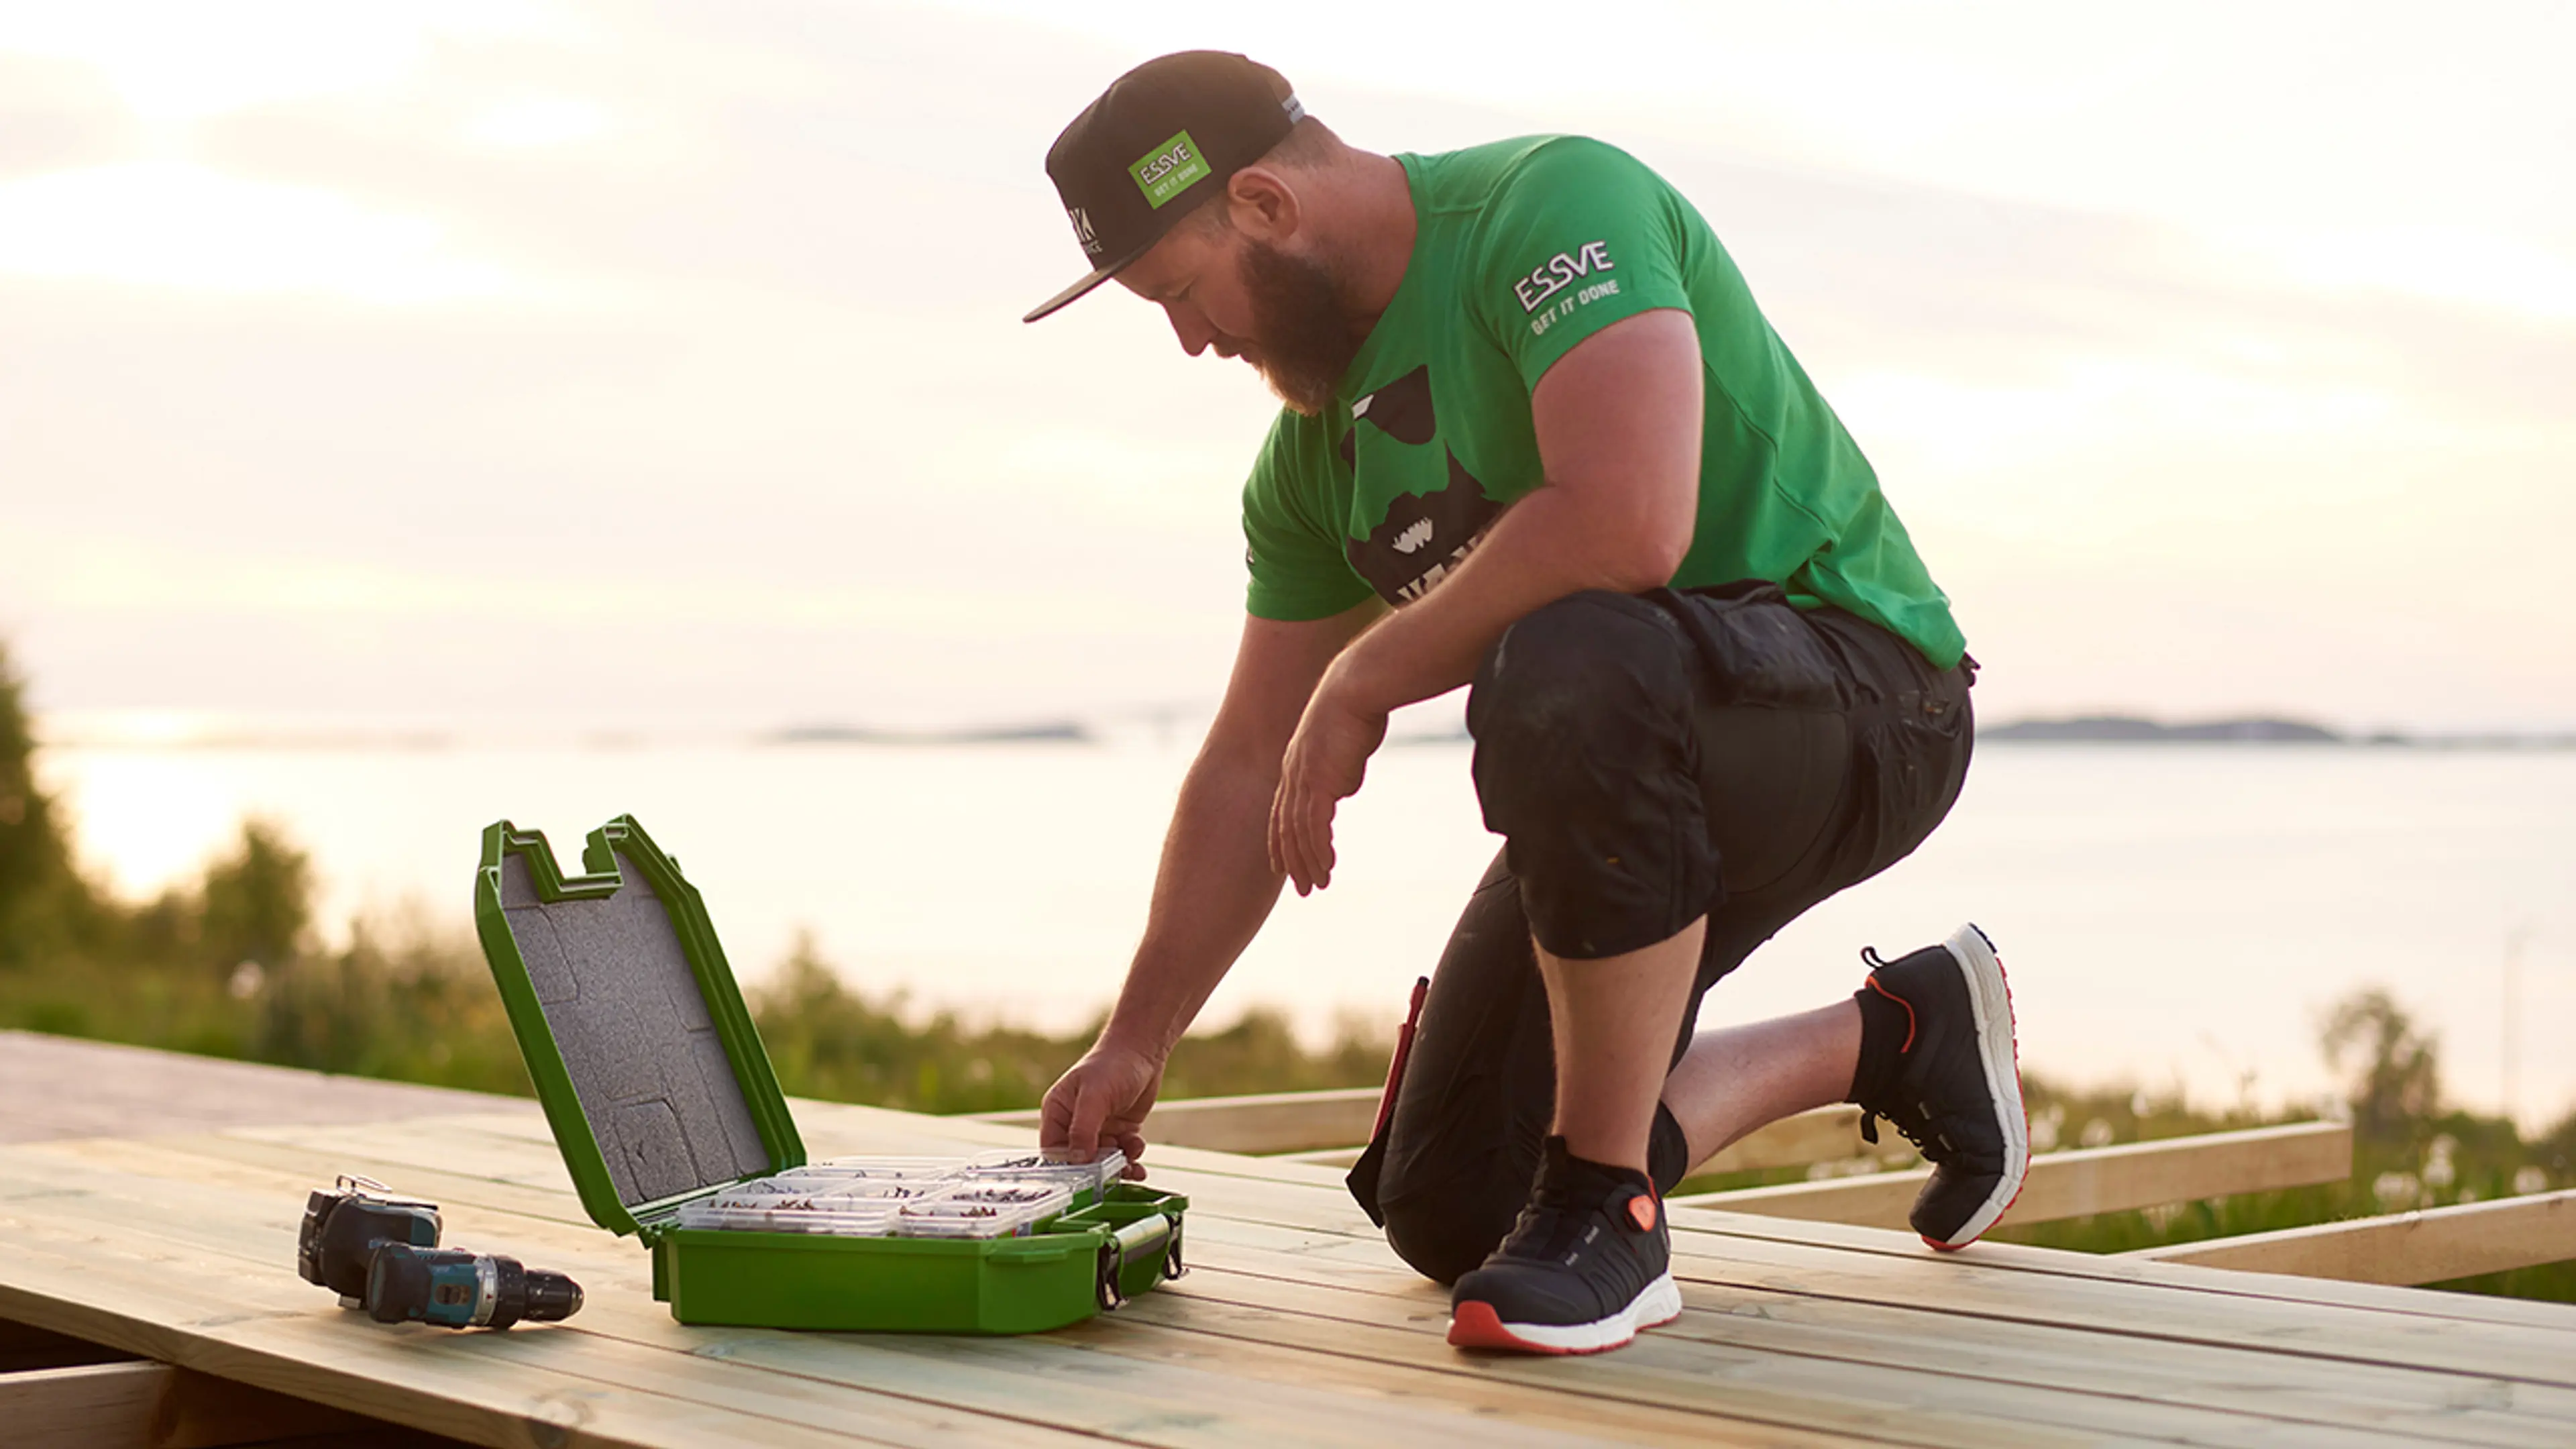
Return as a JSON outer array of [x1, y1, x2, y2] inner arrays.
[[1165, 303, 1217, 358]]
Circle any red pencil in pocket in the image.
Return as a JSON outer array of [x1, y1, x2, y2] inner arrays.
[[1369, 975, 1432, 1143]]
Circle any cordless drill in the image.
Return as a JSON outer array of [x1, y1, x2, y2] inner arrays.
[[297, 1176, 582, 1330]]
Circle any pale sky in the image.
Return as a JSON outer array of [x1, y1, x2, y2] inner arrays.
[[5, 0, 2573, 735]]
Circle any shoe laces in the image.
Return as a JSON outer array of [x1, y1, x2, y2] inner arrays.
[[1855, 945, 1948, 1160], [1859, 1102, 1949, 1161], [1497, 1179, 1593, 1263]]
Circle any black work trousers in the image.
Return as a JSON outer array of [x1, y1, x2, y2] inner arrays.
[[1347, 582, 1974, 1285]]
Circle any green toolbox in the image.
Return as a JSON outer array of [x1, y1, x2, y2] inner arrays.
[[473, 814, 1186, 1334]]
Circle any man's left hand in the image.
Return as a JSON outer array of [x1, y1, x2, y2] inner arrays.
[[1269, 668, 1388, 895]]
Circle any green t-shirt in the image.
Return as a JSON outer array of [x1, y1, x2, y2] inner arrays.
[[1240, 136, 1966, 670]]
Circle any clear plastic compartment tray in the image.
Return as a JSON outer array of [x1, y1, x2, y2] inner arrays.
[[775, 1157, 967, 1183], [962, 1148, 1128, 1207], [669, 1151, 1120, 1237], [893, 1181, 1074, 1240], [674, 1197, 898, 1236], [718, 1177, 947, 1204]]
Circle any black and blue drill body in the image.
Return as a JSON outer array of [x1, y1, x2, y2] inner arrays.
[[297, 1176, 580, 1330]]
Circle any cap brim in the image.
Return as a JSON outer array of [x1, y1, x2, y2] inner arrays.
[[1022, 236, 1159, 323]]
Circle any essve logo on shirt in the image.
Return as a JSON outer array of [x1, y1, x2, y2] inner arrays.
[[1513, 240, 1615, 313]]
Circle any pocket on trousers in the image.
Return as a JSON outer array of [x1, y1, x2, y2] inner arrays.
[[1848, 684, 1971, 881], [1656, 584, 1850, 713]]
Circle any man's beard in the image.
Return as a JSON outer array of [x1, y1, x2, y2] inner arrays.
[[1238, 241, 1359, 417]]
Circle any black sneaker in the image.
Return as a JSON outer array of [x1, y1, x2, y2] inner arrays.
[[1447, 1137, 1682, 1354], [1851, 923, 2029, 1250]]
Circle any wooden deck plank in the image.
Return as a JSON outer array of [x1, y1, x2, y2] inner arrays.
[[1140, 1268, 2488, 1448], [203, 1100, 2576, 1372], [1658, 1199, 2576, 1334], [157, 1108, 2576, 1377], [47, 1122, 2576, 1440], [12, 1134, 2421, 1448], [1104, 1170, 2576, 1389], [1156, 1218, 2576, 1447], [0, 1183, 1124, 1448], [1672, 1122, 2353, 1228], [2130, 1189, 2576, 1283], [836, 1138, 2576, 1388], [923, 1117, 2576, 1337], [0, 1030, 503, 1145], [0, 1144, 2139, 1448], [0, 1241, 984, 1449], [11, 1140, 1851, 1446], [0, 1146, 1880, 1448], [9, 1043, 2575, 1449]]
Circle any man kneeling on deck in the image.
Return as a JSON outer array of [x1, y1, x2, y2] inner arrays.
[[1028, 51, 2029, 1355]]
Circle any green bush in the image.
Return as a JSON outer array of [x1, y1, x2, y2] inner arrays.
[[745, 937, 1391, 1115], [0, 644, 99, 970]]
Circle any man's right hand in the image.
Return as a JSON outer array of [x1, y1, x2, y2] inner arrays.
[[1039, 1039, 1164, 1180], [1036, 606, 1381, 1184]]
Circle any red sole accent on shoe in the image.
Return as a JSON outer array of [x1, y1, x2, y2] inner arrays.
[[1925, 930, 2031, 1254], [1448, 1301, 1649, 1356], [1448, 1301, 1573, 1354]]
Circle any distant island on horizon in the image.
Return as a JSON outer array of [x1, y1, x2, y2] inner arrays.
[[760, 712, 2575, 751], [1982, 715, 2341, 744], [1980, 714, 2575, 749], [764, 720, 1093, 747], [39, 712, 2569, 753]]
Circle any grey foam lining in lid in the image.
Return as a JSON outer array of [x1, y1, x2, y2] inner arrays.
[[497, 849, 774, 1207]]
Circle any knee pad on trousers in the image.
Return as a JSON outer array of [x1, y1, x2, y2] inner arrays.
[[1380, 1186, 1514, 1287], [1469, 592, 1680, 770], [1470, 592, 1718, 958]]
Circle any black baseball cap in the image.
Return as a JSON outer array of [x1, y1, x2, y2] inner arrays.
[[1024, 51, 1306, 323]]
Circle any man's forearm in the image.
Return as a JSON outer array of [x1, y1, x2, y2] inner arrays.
[[1328, 311, 1705, 721], [1332, 484, 1682, 718], [1099, 741, 1288, 1058]]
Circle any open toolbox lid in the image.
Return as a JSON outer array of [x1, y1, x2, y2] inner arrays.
[[474, 814, 805, 1239]]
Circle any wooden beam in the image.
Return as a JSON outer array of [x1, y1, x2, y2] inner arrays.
[[1267, 1145, 1365, 1168], [967, 1086, 1385, 1155], [0, 1358, 360, 1449], [1670, 1120, 2352, 1229], [1690, 1106, 1871, 1177], [968, 1094, 1872, 1167], [1272, 1104, 1876, 1173], [2128, 1188, 2576, 1285]]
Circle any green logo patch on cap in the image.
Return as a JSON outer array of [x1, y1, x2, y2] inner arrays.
[[1129, 130, 1212, 210]]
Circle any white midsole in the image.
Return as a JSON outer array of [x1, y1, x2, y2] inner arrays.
[[1941, 922, 2028, 1244], [1485, 1273, 1683, 1352]]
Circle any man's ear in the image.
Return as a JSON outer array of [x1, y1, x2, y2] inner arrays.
[[1224, 165, 1301, 242]]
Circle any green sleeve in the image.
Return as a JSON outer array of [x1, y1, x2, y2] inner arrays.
[[1470, 138, 1697, 391], [1242, 410, 1376, 622]]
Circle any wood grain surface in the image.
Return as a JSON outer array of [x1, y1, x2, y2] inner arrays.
[[5, 1036, 2575, 1448]]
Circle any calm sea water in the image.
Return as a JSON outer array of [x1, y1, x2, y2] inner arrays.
[[36, 738, 2576, 1126]]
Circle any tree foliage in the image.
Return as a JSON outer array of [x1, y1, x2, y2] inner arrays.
[[0, 643, 86, 966], [2322, 985, 2443, 1147]]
